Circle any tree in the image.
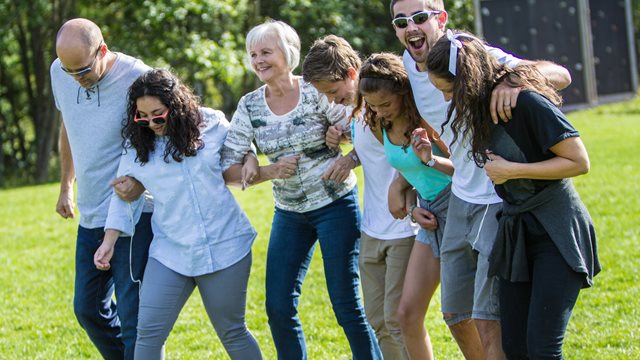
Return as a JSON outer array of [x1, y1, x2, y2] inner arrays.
[[0, 0, 482, 186], [0, 0, 74, 185]]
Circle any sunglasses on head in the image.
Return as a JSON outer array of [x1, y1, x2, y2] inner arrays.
[[61, 41, 102, 77], [392, 10, 441, 29], [134, 109, 170, 127]]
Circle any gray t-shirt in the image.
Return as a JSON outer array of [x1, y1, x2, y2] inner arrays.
[[50, 52, 151, 228]]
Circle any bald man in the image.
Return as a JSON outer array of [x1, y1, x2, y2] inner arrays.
[[50, 18, 153, 360]]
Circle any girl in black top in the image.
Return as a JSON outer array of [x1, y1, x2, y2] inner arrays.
[[425, 30, 600, 359]]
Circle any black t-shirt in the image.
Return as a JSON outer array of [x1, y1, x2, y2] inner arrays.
[[490, 91, 579, 234]]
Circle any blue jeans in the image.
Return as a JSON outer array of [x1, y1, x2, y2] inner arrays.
[[499, 231, 583, 360], [265, 189, 381, 359], [74, 212, 153, 360]]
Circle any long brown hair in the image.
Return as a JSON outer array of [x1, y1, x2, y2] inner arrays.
[[426, 30, 561, 166], [124, 69, 204, 164], [353, 52, 439, 151]]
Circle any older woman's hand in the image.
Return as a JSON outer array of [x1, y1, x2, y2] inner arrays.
[[266, 155, 300, 179]]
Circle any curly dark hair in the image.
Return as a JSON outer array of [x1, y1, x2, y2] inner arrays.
[[123, 69, 204, 164], [426, 30, 562, 166], [352, 52, 428, 150]]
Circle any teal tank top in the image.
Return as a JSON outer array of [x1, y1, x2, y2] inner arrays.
[[383, 129, 451, 201]]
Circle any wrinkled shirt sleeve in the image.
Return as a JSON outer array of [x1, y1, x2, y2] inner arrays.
[[221, 95, 256, 171], [104, 147, 144, 236]]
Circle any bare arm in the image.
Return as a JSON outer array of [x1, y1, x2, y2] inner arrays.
[[491, 60, 572, 123], [321, 149, 358, 183], [411, 128, 454, 176], [388, 173, 412, 219], [56, 122, 76, 219], [223, 155, 300, 188], [94, 229, 120, 270], [524, 60, 572, 91], [485, 137, 589, 184]]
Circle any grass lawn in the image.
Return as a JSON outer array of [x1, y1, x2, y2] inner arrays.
[[1, 97, 639, 359]]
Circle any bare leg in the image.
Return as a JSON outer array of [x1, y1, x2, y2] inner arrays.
[[475, 319, 505, 360], [446, 318, 485, 360], [397, 242, 440, 360]]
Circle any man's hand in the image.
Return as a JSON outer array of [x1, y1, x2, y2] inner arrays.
[[490, 81, 521, 124], [112, 176, 145, 202], [56, 190, 75, 219], [325, 125, 343, 149]]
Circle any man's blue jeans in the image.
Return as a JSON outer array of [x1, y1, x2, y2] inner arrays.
[[265, 189, 381, 359], [73, 212, 153, 360]]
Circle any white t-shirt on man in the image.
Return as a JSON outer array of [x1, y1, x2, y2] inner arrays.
[[403, 46, 521, 205]]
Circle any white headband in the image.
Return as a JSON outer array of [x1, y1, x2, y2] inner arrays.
[[446, 30, 480, 76]]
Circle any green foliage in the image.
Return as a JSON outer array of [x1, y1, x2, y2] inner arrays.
[[1, 96, 640, 358], [79, 0, 253, 115], [260, 0, 403, 57]]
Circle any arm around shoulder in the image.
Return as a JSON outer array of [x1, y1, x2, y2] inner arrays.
[[520, 60, 572, 90]]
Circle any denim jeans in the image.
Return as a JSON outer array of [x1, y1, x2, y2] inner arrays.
[[74, 212, 153, 360], [499, 231, 583, 360], [265, 188, 381, 359]]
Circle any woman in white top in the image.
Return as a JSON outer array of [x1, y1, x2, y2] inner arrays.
[[93, 69, 262, 359]]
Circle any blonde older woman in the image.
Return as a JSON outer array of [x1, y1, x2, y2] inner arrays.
[[222, 20, 381, 359]]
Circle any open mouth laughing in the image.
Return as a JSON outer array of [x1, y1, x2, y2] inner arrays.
[[406, 32, 426, 51]]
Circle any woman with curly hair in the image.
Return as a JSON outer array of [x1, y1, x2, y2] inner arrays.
[[93, 69, 262, 359], [352, 52, 454, 359], [426, 30, 600, 359]]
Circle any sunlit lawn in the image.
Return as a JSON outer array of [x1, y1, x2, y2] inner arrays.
[[1, 97, 639, 359]]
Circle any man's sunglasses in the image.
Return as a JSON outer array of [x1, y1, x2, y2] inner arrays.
[[392, 10, 441, 29], [61, 41, 103, 77], [134, 109, 170, 127]]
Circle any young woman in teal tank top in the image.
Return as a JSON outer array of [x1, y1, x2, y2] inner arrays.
[[351, 53, 454, 359]]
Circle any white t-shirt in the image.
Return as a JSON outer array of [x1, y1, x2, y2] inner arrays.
[[51, 52, 151, 228], [352, 119, 418, 240], [403, 46, 521, 204]]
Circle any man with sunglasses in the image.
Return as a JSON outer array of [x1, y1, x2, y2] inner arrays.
[[50, 18, 153, 360], [389, 1, 572, 359]]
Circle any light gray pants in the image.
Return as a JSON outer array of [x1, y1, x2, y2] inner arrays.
[[134, 253, 262, 359]]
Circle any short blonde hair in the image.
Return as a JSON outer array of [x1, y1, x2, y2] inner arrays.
[[245, 20, 301, 70]]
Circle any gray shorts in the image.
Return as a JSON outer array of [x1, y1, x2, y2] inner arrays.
[[440, 193, 502, 325], [414, 184, 451, 259]]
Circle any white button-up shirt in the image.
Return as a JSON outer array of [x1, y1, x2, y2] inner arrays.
[[106, 108, 256, 276]]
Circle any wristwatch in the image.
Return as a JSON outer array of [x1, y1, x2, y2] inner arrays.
[[408, 204, 418, 223], [422, 157, 436, 167], [348, 151, 359, 166]]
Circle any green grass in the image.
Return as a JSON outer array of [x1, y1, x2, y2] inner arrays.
[[1, 97, 639, 359]]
